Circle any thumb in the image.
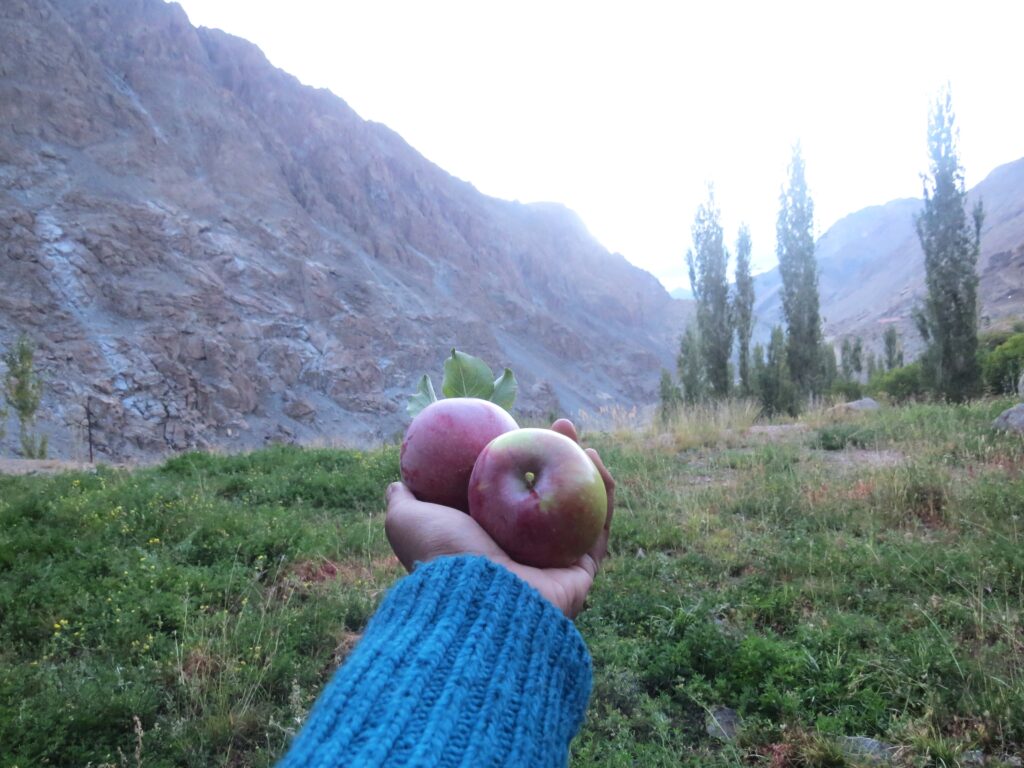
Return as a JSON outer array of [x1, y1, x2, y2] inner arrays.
[[385, 481, 413, 507]]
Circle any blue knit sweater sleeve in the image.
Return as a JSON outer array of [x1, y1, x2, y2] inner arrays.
[[276, 555, 593, 768]]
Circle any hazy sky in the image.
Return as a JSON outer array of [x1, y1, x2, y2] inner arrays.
[[174, 0, 1024, 292]]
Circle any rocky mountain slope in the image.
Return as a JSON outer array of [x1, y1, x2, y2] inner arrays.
[[752, 157, 1024, 357], [0, 0, 688, 459]]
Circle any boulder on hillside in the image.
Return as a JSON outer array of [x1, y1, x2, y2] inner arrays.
[[993, 403, 1024, 433]]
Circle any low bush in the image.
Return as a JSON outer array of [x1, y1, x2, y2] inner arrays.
[[870, 362, 926, 403], [982, 332, 1024, 394]]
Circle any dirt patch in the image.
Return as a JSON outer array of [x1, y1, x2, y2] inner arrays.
[[743, 424, 809, 443], [0, 458, 96, 476], [819, 449, 905, 469]]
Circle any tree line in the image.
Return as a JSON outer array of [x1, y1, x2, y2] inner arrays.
[[660, 86, 1020, 421]]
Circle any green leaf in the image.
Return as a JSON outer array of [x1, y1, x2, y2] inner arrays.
[[489, 368, 518, 412], [407, 374, 438, 417], [442, 349, 495, 400]]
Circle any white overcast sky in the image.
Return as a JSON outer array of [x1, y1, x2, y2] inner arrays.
[[174, 0, 1024, 292]]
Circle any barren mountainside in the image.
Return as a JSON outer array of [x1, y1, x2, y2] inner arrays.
[[0, 0, 687, 459]]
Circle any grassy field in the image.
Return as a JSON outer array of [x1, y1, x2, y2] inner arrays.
[[1, 399, 1022, 767]]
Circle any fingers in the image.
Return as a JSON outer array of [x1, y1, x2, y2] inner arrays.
[[550, 418, 579, 443], [584, 447, 615, 569]]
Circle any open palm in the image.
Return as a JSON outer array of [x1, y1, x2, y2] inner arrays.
[[385, 419, 614, 618]]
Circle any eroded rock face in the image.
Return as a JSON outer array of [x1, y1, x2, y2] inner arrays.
[[0, 0, 689, 460]]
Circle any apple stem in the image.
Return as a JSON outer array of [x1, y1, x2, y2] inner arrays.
[[524, 471, 536, 490]]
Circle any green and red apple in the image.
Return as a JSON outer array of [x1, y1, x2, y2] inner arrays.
[[468, 428, 607, 568]]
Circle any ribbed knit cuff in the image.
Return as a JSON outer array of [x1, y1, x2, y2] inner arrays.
[[277, 555, 592, 768]]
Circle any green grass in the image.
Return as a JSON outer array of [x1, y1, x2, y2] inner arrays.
[[2, 400, 1023, 766]]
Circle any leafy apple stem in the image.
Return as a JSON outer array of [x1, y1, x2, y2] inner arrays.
[[406, 349, 519, 418]]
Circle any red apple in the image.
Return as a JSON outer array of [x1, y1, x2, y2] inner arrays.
[[468, 428, 607, 568], [400, 398, 519, 512]]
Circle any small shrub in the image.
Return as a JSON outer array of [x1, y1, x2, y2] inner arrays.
[[829, 379, 863, 402], [870, 362, 926, 403], [982, 332, 1024, 394], [812, 423, 877, 451]]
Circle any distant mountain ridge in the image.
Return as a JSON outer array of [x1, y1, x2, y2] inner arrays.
[[0, 0, 687, 459], [752, 157, 1024, 356]]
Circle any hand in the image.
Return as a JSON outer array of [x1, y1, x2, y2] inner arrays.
[[385, 419, 614, 618]]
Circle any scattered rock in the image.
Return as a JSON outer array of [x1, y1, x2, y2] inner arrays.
[[993, 403, 1024, 434], [961, 750, 985, 767], [838, 736, 898, 765], [1004, 756, 1022, 768], [284, 397, 317, 422], [705, 706, 741, 742]]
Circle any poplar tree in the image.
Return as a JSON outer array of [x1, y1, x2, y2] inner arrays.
[[884, 326, 904, 370], [851, 337, 864, 378], [677, 325, 708, 404], [3, 335, 47, 458], [914, 87, 984, 401], [776, 144, 821, 395], [658, 368, 682, 423], [686, 186, 733, 397], [733, 225, 755, 395], [755, 326, 798, 417], [840, 338, 854, 379]]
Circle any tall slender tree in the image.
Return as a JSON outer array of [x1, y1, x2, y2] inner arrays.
[[677, 325, 708, 405], [733, 225, 755, 395], [840, 338, 854, 379], [3, 334, 47, 458], [686, 185, 733, 397], [884, 326, 904, 370], [914, 87, 984, 401], [776, 144, 821, 395], [756, 326, 798, 417], [851, 337, 864, 378]]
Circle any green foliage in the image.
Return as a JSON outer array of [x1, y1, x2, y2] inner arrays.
[[686, 186, 733, 397], [818, 342, 839, 392], [579, 398, 1024, 764], [850, 337, 863, 375], [884, 326, 904, 371], [3, 334, 47, 458], [840, 338, 853, 379], [829, 378, 863, 402], [0, 444, 400, 767], [678, 325, 709, 405], [733, 225, 755, 396], [754, 326, 798, 417], [658, 368, 683, 424], [979, 328, 1015, 351], [408, 349, 517, 417], [866, 352, 879, 381], [777, 144, 822, 395], [982, 332, 1024, 394], [914, 88, 984, 402], [870, 362, 926, 403], [4, 401, 1024, 766], [812, 421, 878, 450]]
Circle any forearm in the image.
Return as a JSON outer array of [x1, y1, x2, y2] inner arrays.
[[277, 555, 592, 767]]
